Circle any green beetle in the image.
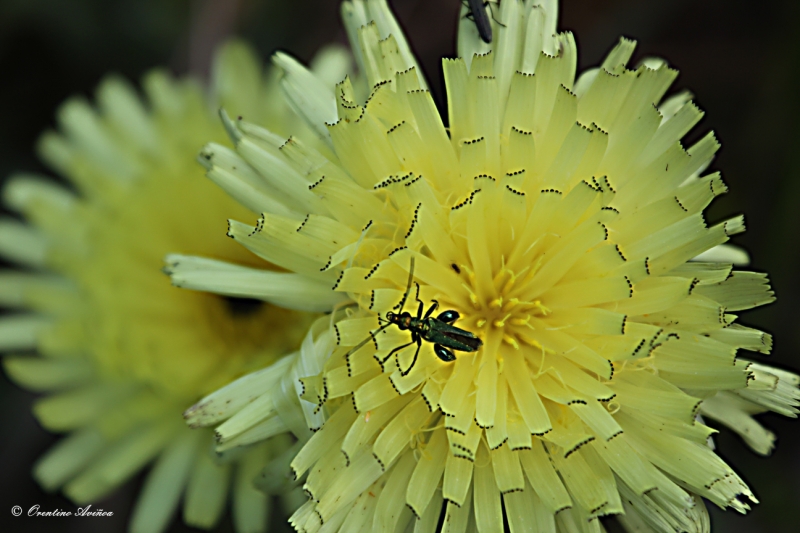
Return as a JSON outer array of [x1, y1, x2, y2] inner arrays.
[[345, 257, 483, 376]]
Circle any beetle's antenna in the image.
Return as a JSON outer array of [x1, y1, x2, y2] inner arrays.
[[344, 323, 391, 359], [395, 256, 416, 313]]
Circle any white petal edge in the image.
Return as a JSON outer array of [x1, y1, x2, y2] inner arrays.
[[273, 52, 337, 146], [165, 254, 346, 313], [692, 244, 750, 265]]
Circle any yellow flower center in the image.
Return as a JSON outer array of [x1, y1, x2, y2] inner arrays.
[[28, 81, 317, 403]]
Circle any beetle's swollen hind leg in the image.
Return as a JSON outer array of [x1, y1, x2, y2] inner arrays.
[[434, 344, 457, 362], [401, 337, 424, 376], [437, 310, 460, 325]]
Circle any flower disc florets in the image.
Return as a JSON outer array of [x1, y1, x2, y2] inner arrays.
[[182, 2, 798, 532]]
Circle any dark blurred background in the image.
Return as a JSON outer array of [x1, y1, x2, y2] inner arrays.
[[0, 0, 798, 531]]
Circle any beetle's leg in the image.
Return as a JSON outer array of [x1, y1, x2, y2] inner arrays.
[[415, 285, 425, 320], [485, 1, 505, 27], [380, 340, 414, 365], [423, 299, 440, 320], [460, 0, 472, 20], [401, 338, 423, 376]]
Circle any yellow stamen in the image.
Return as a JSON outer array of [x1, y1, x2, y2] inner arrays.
[[510, 314, 530, 326], [532, 300, 551, 316], [493, 313, 512, 328], [503, 335, 520, 350]]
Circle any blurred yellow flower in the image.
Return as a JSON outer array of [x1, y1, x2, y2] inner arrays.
[[1, 40, 349, 533]]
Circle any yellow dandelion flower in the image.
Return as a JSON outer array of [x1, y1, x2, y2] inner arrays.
[[179, 1, 798, 532], [1, 41, 350, 533]]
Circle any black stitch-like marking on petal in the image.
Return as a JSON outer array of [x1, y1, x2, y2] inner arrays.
[[505, 184, 525, 196], [404, 175, 422, 187], [564, 436, 595, 458], [332, 271, 345, 290], [296, 214, 310, 232], [631, 339, 645, 358], [583, 179, 601, 193], [387, 120, 406, 134], [490, 438, 509, 451], [406, 503, 420, 519], [589, 502, 609, 515], [365, 264, 380, 280], [689, 278, 700, 294], [309, 175, 326, 190], [320, 257, 332, 272], [405, 204, 421, 238], [373, 452, 386, 472]]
